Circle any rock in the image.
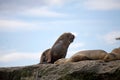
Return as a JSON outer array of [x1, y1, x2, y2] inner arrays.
[[0, 60, 120, 80]]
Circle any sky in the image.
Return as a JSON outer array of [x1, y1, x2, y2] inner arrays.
[[0, 0, 120, 67]]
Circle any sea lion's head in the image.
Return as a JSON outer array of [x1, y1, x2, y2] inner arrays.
[[111, 47, 120, 54], [104, 53, 116, 62], [68, 33, 75, 43], [57, 32, 75, 44]]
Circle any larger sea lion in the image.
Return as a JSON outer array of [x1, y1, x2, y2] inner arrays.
[[40, 32, 75, 64], [66, 50, 107, 62], [54, 50, 108, 64]]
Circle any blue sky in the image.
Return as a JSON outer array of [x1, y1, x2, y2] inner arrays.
[[0, 0, 120, 67]]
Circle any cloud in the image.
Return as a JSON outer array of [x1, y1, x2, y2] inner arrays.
[[0, 51, 41, 63], [45, 0, 66, 6], [0, 19, 102, 31], [0, 0, 67, 8], [0, 0, 43, 14], [84, 0, 120, 10], [0, 0, 68, 15], [103, 31, 120, 44], [0, 0, 70, 20], [21, 7, 68, 17], [0, 19, 38, 31]]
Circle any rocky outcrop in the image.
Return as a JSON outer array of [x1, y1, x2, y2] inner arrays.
[[0, 60, 120, 80]]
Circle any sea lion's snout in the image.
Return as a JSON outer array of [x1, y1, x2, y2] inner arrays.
[[69, 34, 75, 43]]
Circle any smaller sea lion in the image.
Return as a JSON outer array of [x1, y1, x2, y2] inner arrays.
[[40, 49, 51, 64]]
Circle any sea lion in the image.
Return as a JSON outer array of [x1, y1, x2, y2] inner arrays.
[[111, 47, 120, 54], [40, 32, 75, 64], [40, 48, 51, 64], [104, 48, 120, 61], [66, 50, 107, 62]]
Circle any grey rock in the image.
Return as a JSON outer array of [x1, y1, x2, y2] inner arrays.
[[0, 60, 120, 80]]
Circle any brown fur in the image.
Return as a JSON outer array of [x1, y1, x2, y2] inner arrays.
[[54, 58, 68, 64], [40, 49, 51, 64], [40, 32, 75, 64], [111, 47, 120, 54], [66, 50, 107, 62], [104, 48, 120, 62], [54, 56, 89, 64]]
